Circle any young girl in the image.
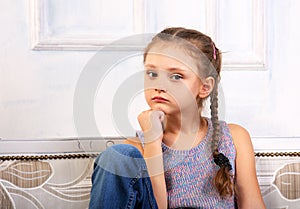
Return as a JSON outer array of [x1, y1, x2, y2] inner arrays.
[[89, 27, 266, 209]]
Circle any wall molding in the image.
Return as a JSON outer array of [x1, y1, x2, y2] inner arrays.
[[0, 138, 125, 154], [0, 137, 299, 154], [29, 0, 266, 69], [252, 137, 300, 152], [205, 0, 266, 70], [29, 0, 147, 50]]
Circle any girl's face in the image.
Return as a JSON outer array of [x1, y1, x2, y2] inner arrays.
[[144, 46, 203, 115]]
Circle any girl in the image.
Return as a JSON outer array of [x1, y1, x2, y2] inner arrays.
[[89, 27, 266, 209]]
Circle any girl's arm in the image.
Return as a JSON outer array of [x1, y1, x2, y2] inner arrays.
[[143, 140, 168, 209], [124, 139, 167, 209], [228, 124, 266, 209], [125, 110, 168, 209]]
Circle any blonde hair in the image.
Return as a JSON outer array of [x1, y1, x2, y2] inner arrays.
[[144, 27, 234, 198]]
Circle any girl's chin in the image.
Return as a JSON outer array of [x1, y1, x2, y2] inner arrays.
[[149, 104, 167, 113], [149, 105, 179, 115]]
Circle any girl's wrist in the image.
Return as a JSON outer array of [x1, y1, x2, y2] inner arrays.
[[143, 147, 164, 176], [143, 131, 163, 143], [143, 141, 163, 157]]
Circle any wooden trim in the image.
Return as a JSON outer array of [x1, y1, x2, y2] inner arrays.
[[29, 0, 146, 50], [0, 153, 98, 161], [1, 151, 300, 161], [255, 152, 300, 157]]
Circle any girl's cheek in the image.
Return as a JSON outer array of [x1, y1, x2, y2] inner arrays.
[[168, 83, 198, 105], [144, 90, 152, 101]]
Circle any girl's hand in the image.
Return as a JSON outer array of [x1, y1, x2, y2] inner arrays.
[[138, 110, 165, 144]]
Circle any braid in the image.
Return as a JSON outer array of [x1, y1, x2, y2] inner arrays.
[[210, 85, 234, 198], [210, 87, 220, 156]]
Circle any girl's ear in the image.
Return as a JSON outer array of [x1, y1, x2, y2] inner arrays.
[[198, 76, 215, 98]]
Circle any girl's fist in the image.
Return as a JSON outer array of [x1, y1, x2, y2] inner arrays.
[[138, 110, 165, 143]]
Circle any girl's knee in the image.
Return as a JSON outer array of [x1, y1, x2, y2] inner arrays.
[[94, 144, 142, 164], [97, 144, 143, 160], [109, 144, 143, 158], [93, 144, 146, 178]]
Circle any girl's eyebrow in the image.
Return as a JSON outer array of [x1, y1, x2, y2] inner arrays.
[[144, 64, 156, 69], [145, 64, 187, 72], [167, 67, 187, 72]]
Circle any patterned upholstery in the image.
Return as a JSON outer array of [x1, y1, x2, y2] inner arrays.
[[0, 157, 93, 209], [1, 153, 300, 209]]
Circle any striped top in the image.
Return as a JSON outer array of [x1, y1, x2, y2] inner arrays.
[[137, 118, 236, 209]]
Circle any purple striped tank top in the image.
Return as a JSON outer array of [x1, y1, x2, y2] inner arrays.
[[137, 118, 236, 208]]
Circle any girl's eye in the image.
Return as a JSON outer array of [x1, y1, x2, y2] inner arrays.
[[170, 74, 183, 81], [146, 70, 158, 78]]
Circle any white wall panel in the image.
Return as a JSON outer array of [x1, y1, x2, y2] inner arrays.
[[30, 0, 140, 50], [217, 0, 266, 69], [145, 0, 206, 33]]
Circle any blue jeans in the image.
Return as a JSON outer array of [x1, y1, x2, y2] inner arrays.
[[89, 144, 158, 209]]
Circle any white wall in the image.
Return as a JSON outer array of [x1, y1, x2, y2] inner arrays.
[[0, 0, 299, 152], [0, 1, 93, 140]]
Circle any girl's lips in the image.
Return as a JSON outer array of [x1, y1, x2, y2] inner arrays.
[[152, 96, 169, 102]]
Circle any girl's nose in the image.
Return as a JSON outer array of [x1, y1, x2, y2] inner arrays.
[[155, 88, 166, 93]]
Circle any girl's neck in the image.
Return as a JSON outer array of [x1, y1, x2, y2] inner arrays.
[[162, 113, 208, 149]]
